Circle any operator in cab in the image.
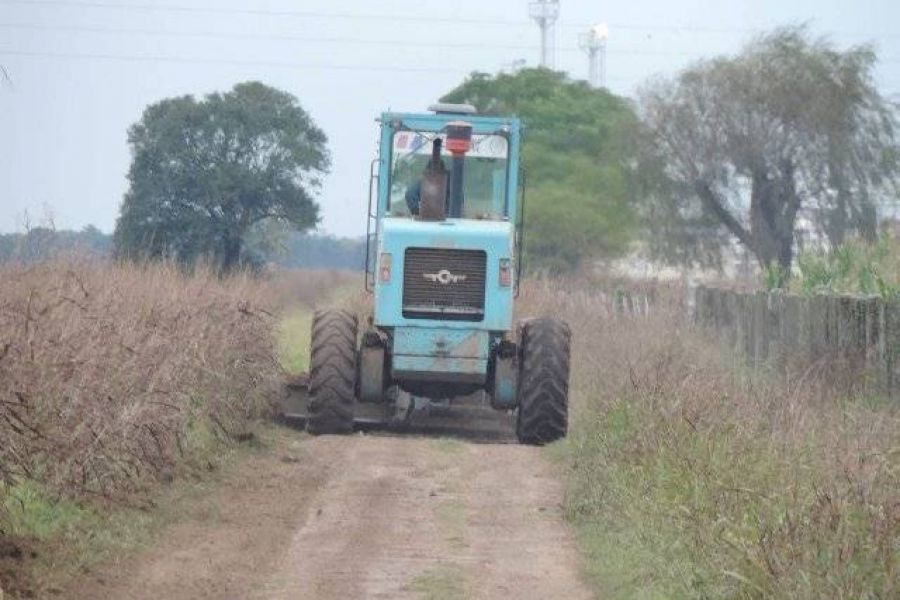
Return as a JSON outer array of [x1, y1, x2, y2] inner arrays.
[[405, 138, 449, 216], [404, 181, 425, 215]]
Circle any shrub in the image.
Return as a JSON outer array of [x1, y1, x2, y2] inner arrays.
[[793, 235, 900, 298], [520, 279, 900, 599], [0, 260, 279, 508]]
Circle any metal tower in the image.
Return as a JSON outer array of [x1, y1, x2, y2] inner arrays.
[[529, 0, 560, 69], [578, 23, 608, 88]]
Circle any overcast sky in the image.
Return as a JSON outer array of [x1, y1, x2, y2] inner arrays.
[[1, 0, 899, 237]]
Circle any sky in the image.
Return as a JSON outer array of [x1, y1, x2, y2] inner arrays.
[[1, 0, 899, 238]]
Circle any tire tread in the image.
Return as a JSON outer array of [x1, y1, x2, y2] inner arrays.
[[306, 310, 357, 435], [516, 317, 570, 445]]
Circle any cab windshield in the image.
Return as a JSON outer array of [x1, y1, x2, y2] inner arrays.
[[388, 130, 509, 220]]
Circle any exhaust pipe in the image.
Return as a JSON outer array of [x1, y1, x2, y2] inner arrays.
[[418, 138, 448, 221], [445, 121, 473, 218]]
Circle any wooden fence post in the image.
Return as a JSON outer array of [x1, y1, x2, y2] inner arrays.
[[689, 286, 897, 400], [885, 299, 899, 398], [782, 293, 803, 361]]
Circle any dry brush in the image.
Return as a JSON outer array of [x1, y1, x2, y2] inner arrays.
[[520, 278, 899, 599], [0, 260, 280, 507]]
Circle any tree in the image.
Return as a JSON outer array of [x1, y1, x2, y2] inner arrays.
[[114, 81, 329, 270], [441, 69, 638, 271], [639, 27, 900, 275]]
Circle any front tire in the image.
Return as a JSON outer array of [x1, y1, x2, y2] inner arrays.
[[306, 310, 357, 435], [516, 318, 570, 445]]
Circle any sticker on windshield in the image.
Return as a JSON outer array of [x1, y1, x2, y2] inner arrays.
[[394, 132, 508, 159]]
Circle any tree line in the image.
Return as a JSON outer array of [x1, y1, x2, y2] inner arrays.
[[0, 225, 111, 262], [112, 26, 899, 280], [0, 226, 366, 270]]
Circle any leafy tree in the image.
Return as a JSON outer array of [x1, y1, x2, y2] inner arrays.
[[114, 81, 329, 270], [441, 69, 638, 271], [639, 27, 900, 274]]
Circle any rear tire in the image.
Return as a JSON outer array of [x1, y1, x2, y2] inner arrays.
[[306, 310, 357, 435], [516, 318, 570, 445]]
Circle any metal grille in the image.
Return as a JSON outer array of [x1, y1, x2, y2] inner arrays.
[[403, 248, 487, 321]]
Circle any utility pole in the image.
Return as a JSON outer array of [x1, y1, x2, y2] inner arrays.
[[528, 0, 560, 69], [578, 23, 608, 88]]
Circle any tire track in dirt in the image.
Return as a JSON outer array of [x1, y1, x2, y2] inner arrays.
[[62, 429, 591, 600], [258, 436, 456, 599]]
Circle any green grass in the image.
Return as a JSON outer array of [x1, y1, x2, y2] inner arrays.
[[275, 283, 361, 375], [1, 482, 97, 541], [562, 383, 898, 599], [1, 480, 166, 590], [564, 402, 771, 598], [277, 307, 313, 375], [407, 565, 466, 600]]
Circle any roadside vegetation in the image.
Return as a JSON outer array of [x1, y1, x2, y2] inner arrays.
[[789, 234, 900, 299], [521, 280, 899, 599], [0, 259, 283, 595], [271, 269, 362, 375], [0, 261, 356, 597]]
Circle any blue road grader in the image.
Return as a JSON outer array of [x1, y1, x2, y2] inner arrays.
[[303, 103, 570, 444]]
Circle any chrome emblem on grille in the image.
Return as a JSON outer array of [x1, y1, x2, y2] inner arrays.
[[423, 269, 467, 285]]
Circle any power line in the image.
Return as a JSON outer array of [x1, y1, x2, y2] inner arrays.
[[0, 47, 643, 82], [6, 0, 900, 40], [4, 21, 900, 64], [0, 21, 540, 51], [0, 48, 471, 73], [1, 0, 529, 27], [0, 20, 696, 56]]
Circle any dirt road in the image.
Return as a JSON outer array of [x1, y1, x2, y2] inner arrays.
[[65, 423, 591, 600]]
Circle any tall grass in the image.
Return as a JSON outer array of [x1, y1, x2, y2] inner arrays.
[[520, 280, 899, 599]]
